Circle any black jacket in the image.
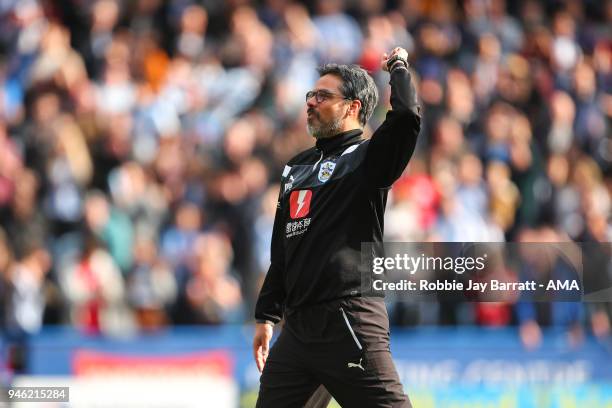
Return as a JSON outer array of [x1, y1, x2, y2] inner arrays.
[[255, 67, 421, 324]]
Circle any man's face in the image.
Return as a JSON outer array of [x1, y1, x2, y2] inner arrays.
[[306, 74, 351, 139]]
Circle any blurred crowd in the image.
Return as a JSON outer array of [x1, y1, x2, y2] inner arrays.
[[0, 0, 610, 350]]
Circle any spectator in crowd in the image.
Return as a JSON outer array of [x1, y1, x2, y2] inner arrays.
[[515, 227, 584, 349], [83, 190, 134, 274], [127, 233, 176, 331], [4, 241, 51, 336], [160, 200, 203, 269], [60, 234, 133, 336], [180, 231, 243, 325]]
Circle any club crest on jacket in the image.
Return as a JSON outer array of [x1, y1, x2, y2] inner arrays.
[[318, 160, 336, 183]]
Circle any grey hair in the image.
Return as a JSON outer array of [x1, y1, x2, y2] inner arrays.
[[317, 64, 378, 127]]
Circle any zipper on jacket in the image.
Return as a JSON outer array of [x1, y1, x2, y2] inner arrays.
[[312, 150, 324, 172], [339, 307, 362, 351]]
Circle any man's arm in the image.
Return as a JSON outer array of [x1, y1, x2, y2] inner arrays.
[[253, 185, 286, 371], [254, 195, 286, 324], [365, 47, 421, 188]]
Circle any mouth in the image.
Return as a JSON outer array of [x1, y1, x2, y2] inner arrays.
[[307, 109, 318, 120]]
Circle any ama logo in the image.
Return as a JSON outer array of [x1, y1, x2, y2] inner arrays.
[[289, 190, 312, 219]]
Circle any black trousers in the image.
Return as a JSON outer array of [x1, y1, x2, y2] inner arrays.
[[256, 298, 411, 408]]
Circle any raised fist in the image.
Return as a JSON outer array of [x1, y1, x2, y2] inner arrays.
[[381, 47, 409, 72]]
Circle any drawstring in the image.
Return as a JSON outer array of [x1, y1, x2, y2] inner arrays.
[[312, 150, 323, 172]]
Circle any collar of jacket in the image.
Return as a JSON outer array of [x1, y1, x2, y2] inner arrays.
[[315, 128, 363, 155]]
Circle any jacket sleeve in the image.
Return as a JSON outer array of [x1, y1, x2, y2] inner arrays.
[[365, 66, 421, 188], [254, 185, 286, 324]]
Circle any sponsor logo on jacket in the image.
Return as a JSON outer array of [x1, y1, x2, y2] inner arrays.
[[289, 190, 312, 219]]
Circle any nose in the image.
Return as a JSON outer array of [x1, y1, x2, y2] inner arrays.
[[306, 95, 317, 108]]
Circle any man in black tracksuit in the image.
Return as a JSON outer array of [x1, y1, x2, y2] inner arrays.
[[254, 47, 420, 408]]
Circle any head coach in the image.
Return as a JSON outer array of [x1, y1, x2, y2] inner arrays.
[[253, 47, 420, 408]]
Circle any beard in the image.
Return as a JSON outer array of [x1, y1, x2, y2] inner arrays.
[[306, 110, 344, 139]]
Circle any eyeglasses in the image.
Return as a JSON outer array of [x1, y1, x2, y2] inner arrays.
[[305, 90, 350, 103]]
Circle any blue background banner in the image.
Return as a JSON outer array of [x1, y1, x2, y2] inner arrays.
[[9, 327, 612, 407]]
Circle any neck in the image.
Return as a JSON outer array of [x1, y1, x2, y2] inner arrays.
[[339, 119, 361, 134], [315, 128, 363, 153]]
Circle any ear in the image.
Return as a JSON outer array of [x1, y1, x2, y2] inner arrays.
[[347, 99, 362, 120]]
